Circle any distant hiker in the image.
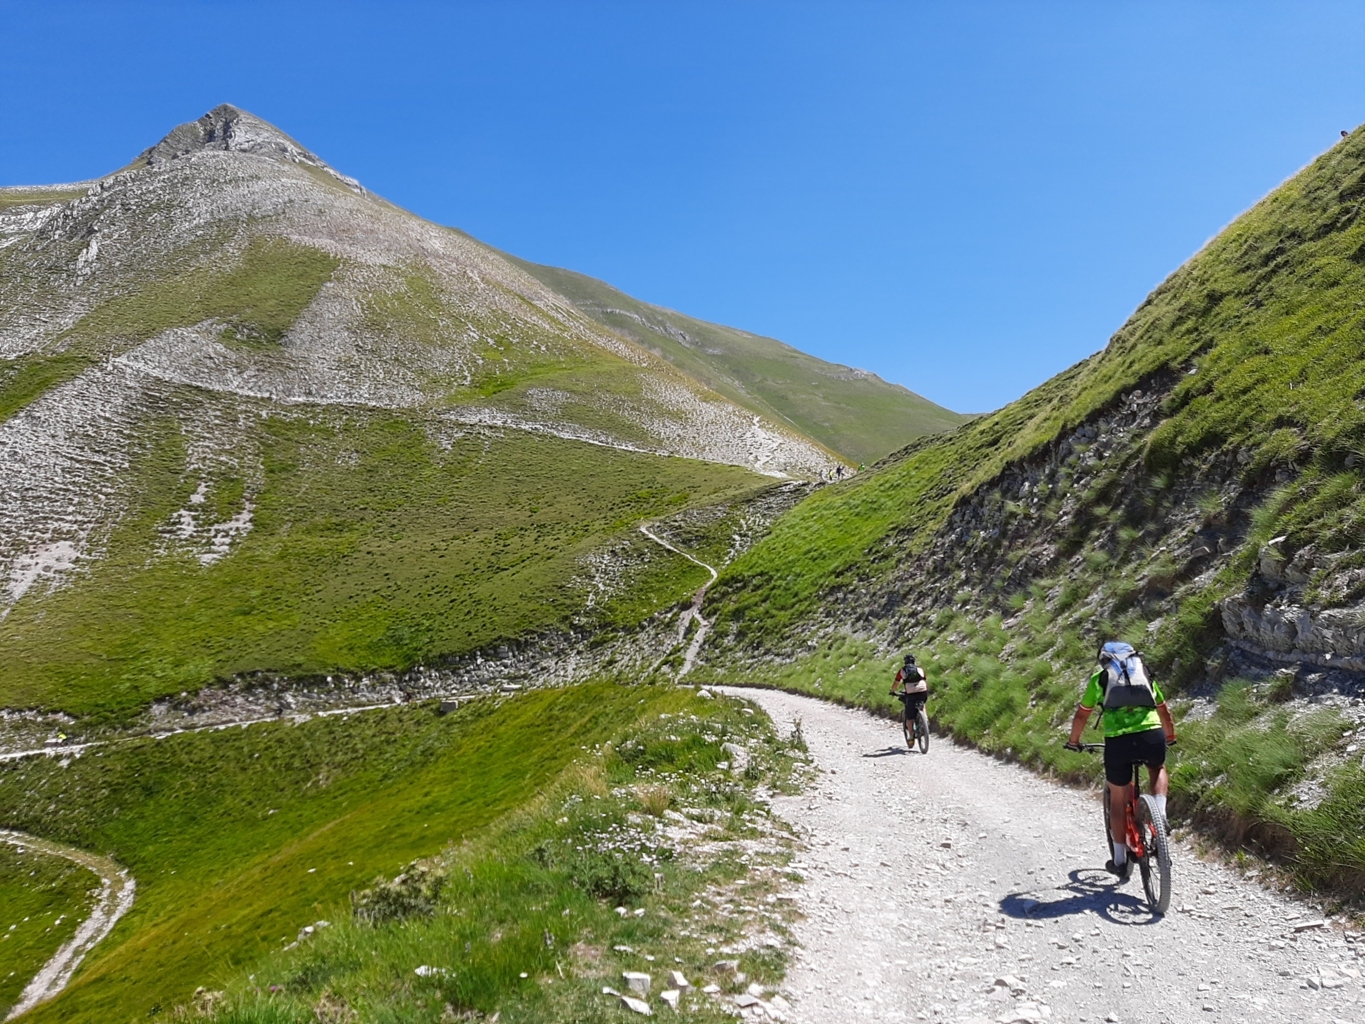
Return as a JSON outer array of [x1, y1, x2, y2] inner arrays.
[[1064, 641, 1177, 881], [1344, 130, 1351, 138], [889, 653, 928, 717]]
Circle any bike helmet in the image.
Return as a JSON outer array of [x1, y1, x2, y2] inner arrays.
[[903, 653, 917, 667]]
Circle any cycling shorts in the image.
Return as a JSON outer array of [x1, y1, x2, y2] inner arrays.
[[1103, 727, 1165, 786]]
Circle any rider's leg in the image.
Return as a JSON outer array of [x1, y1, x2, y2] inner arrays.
[[1149, 763, 1169, 796], [1148, 762, 1170, 821], [1108, 782, 1128, 848]]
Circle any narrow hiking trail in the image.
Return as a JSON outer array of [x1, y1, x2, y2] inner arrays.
[[0, 830, 135, 1020], [638, 525, 719, 676], [722, 688, 1364, 1024]]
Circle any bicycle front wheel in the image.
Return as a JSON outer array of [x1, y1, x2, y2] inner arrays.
[[1136, 794, 1171, 915], [915, 709, 930, 754]]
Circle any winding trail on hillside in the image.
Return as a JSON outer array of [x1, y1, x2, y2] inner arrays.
[[638, 525, 719, 676], [721, 687, 1363, 1024], [0, 830, 135, 1020]]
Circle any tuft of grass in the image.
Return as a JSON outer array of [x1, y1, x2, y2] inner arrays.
[[635, 784, 673, 818]]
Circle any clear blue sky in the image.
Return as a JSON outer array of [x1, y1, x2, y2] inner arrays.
[[3, 2, 1363, 413]]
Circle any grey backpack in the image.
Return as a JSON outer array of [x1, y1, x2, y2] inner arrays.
[[1098, 641, 1156, 710]]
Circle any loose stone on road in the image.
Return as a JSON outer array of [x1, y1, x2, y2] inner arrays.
[[722, 687, 1364, 1024]]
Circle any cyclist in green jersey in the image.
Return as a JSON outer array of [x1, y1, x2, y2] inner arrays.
[[1064, 641, 1177, 881]]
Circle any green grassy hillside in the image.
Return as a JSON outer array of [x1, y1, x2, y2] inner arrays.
[[0, 845, 98, 1013], [704, 127, 1365, 892], [507, 257, 968, 464], [0, 406, 765, 720], [0, 682, 799, 1023]]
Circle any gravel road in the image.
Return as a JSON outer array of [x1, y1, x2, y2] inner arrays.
[[721, 687, 1363, 1024]]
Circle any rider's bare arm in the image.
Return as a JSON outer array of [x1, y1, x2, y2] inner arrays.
[[1066, 704, 1093, 747], [1156, 702, 1176, 744]]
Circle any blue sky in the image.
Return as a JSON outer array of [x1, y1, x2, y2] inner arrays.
[[3, 2, 1363, 413]]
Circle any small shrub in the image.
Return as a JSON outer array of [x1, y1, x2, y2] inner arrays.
[[562, 845, 654, 903], [350, 862, 446, 924]]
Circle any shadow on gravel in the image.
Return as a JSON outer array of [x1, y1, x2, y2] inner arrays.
[[998, 869, 1159, 926], [862, 746, 909, 758]]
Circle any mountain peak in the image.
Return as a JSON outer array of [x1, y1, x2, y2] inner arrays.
[[139, 104, 321, 169], [135, 103, 364, 192]]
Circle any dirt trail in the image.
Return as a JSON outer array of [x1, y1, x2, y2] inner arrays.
[[721, 687, 1363, 1024], [638, 525, 718, 676], [0, 830, 135, 1020]]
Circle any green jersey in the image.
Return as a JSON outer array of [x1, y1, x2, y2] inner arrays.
[[1080, 669, 1165, 738]]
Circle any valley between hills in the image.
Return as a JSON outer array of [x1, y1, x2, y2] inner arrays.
[[1, 105, 1364, 1023]]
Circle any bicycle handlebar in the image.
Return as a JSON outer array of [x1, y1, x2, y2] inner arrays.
[[1064, 739, 1175, 752]]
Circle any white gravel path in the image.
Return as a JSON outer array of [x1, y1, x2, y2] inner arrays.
[[721, 687, 1364, 1024], [0, 830, 135, 1019]]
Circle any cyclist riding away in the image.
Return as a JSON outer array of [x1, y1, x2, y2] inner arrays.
[[890, 653, 928, 716], [1064, 641, 1177, 881]]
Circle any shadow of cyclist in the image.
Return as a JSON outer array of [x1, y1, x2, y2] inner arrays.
[[861, 746, 908, 758], [998, 869, 1159, 926]]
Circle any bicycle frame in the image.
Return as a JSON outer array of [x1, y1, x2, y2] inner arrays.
[[1074, 740, 1172, 914], [1083, 744, 1147, 859], [1119, 772, 1148, 860]]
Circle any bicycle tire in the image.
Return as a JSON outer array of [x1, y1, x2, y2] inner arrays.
[[916, 709, 930, 754], [1136, 794, 1171, 915], [901, 703, 914, 751]]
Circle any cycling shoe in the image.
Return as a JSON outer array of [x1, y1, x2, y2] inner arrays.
[[1104, 859, 1132, 882]]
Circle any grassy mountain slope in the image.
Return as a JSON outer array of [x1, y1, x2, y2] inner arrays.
[[508, 256, 968, 465], [0, 683, 798, 1023], [0, 105, 856, 719], [704, 126, 1365, 891], [0, 409, 762, 719]]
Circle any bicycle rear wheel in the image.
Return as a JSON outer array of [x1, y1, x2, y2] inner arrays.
[[901, 704, 914, 751], [915, 709, 930, 754], [1136, 794, 1171, 915]]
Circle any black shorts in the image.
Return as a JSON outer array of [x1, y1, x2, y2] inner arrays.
[[1103, 728, 1166, 786], [903, 691, 927, 712]]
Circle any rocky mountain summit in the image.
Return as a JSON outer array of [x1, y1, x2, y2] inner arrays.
[[135, 103, 355, 182]]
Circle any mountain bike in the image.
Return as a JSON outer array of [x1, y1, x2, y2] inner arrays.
[[1076, 743, 1171, 914], [896, 693, 929, 754]]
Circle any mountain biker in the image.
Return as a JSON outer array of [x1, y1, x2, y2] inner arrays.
[[890, 653, 928, 718], [1064, 641, 1177, 881]]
